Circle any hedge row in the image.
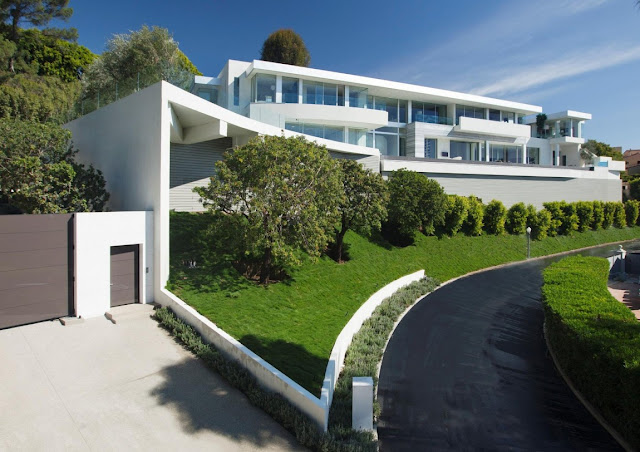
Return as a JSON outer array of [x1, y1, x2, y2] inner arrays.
[[328, 277, 440, 431], [153, 306, 376, 451], [437, 198, 639, 241], [542, 256, 640, 449]]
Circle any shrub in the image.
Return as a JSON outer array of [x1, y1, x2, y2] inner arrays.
[[603, 202, 616, 229], [542, 201, 563, 237], [613, 202, 627, 228], [529, 208, 551, 241], [483, 200, 507, 235], [625, 200, 639, 227], [591, 200, 605, 230], [505, 202, 528, 235], [462, 195, 484, 236], [575, 201, 594, 232], [542, 256, 640, 449], [559, 202, 579, 235], [440, 194, 469, 236]]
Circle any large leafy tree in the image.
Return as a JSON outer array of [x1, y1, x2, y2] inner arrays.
[[333, 159, 388, 262], [0, 118, 109, 213], [195, 135, 341, 284], [260, 29, 310, 67], [1, 0, 74, 41], [581, 139, 623, 161], [82, 25, 201, 97], [383, 169, 447, 245]]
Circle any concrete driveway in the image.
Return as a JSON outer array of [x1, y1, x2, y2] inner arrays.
[[0, 305, 303, 451]]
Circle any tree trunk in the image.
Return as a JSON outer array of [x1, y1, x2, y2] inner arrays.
[[260, 247, 272, 284], [335, 230, 346, 263]]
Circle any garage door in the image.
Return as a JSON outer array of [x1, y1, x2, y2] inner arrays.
[[110, 245, 139, 307], [0, 214, 74, 329]]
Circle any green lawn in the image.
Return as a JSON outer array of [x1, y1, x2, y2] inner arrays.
[[168, 212, 640, 396]]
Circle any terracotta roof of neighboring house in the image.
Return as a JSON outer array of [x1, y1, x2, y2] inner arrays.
[[623, 149, 640, 156]]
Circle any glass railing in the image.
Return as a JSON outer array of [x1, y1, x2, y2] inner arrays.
[[70, 68, 196, 120], [412, 114, 453, 125]]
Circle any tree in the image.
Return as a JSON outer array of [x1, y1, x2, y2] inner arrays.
[[483, 200, 507, 235], [260, 29, 310, 67], [535, 113, 547, 136], [581, 139, 623, 161], [333, 159, 388, 262], [194, 135, 342, 284], [82, 25, 201, 97], [0, 118, 109, 213], [384, 169, 446, 245], [1, 0, 73, 42]]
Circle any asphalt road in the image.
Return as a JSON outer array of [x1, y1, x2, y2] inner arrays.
[[377, 244, 634, 451]]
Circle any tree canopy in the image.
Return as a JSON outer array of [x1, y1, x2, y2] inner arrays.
[[1, 0, 74, 41], [333, 159, 388, 262], [195, 135, 341, 283], [581, 139, 623, 161], [0, 117, 109, 213], [82, 25, 201, 97], [260, 29, 310, 67]]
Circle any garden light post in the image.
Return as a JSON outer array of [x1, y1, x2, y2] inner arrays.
[[526, 226, 532, 259]]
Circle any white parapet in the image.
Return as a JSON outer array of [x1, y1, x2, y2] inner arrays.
[[352, 376, 374, 431]]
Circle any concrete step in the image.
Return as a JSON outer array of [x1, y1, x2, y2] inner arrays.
[[105, 303, 157, 324]]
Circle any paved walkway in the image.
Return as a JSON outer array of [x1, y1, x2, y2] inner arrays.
[[607, 275, 640, 320], [0, 306, 303, 452], [378, 244, 631, 451]]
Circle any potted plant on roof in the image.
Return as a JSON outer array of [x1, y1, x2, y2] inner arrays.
[[536, 113, 548, 138]]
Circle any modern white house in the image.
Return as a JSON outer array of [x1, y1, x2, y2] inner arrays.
[[189, 59, 623, 208]]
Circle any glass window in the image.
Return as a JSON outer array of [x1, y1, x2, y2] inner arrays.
[[282, 77, 299, 103], [304, 81, 323, 104], [399, 100, 407, 123], [324, 126, 344, 142], [489, 109, 500, 121], [197, 88, 218, 103], [425, 139, 437, 159], [373, 96, 398, 122], [285, 122, 303, 133], [412, 102, 423, 122], [490, 144, 505, 162], [366, 132, 374, 148], [528, 147, 540, 165], [502, 111, 515, 123], [505, 145, 520, 163], [348, 128, 367, 146], [412, 102, 449, 124], [450, 141, 469, 160], [456, 104, 484, 124], [233, 77, 239, 106], [349, 86, 367, 108], [303, 123, 324, 138], [367, 95, 374, 110], [338, 85, 345, 106], [254, 74, 276, 102], [375, 133, 398, 156], [323, 83, 338, 106]]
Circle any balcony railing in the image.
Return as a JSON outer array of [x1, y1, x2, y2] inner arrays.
[[412, 114, 453, 125]]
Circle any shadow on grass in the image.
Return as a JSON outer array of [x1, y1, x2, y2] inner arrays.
[[240, 334, 328, 398], [149, 358, 301, 450]]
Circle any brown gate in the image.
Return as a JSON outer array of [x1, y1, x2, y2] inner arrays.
[[0, 214, 74, 329], [110, 245, 139, 307]]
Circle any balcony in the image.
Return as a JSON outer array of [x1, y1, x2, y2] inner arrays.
[[249, 103, 388, 129], [454, 116, 531, 138]]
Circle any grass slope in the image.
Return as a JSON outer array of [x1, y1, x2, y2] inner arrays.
[[168, 212, 640, 395]]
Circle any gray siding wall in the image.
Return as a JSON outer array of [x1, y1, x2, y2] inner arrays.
[[170, 138, 232, 212], [330, 151, 380, 173], [382, 172, 622, 209]]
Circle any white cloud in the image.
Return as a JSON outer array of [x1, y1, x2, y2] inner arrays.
[[469, 44, 640, 96]]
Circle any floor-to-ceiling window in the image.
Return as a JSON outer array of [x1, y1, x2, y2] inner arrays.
[[285, 122, 345, 142], [367, 127, 405, 156], [528, 147, 540, 164], [412, 102, 450, 125], [450, 141, 480, 161], [490, 144, 521, 163], [455, 104, 485, 124], [303, 81, 345, 106], [425, 138, 437, 159], [282, 77, 299, 103], [349, 86, 368, 108], [252, 74, 276, 103]]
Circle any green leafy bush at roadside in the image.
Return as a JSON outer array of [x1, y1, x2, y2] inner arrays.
[[591, 200, 605, 230], [559, 202, 579, 235], [440, 194, 468, 236], [154, 307, 376, 452], [542, 256, 640, 450], [603, 202, 616, 229], [613, 202, 627, 228], [505, 202, 527, 235], [529, 208, 552, 241], [575, 201, 594, 232], [543, 201, 563, 237], [328, 277, 439, 432], [591, 201, 604, 231], [483, 199, 506, 235], [627, 200, 640, 227], [462, 195, 484, 236]]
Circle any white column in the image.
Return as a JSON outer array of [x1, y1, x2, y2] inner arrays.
[[407, 100, 412, 123], [570, 119, 574, 137], [485, 141, 491, 161], [298, 79, 303, 104], [275, 75, 282, 103], [578, 121, 583, 138], [555, 120, 561, 138], [344, 85, 350, 107], [485, 108, 490, 120], [555, 144, 560, 166], [352, 377, 373, 431], [523, 144, 528, 164]]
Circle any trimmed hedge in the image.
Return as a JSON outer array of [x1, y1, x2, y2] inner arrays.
[[153, 307, 376, 451], [328, 277, 440, 431], [484, 199, 507, 235], [542, 256, 640, 449]]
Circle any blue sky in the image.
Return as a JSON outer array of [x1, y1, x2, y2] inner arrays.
[[63, 0, 640, 150]]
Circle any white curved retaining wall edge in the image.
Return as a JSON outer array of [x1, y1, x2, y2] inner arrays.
[[157, 269, 424, 432], [319, 269, 425, 427]]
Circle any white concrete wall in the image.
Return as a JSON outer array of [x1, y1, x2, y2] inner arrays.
[[74, 211, 153, 318], [456, 116, 531, 138], [250, 103, 388, 129]]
